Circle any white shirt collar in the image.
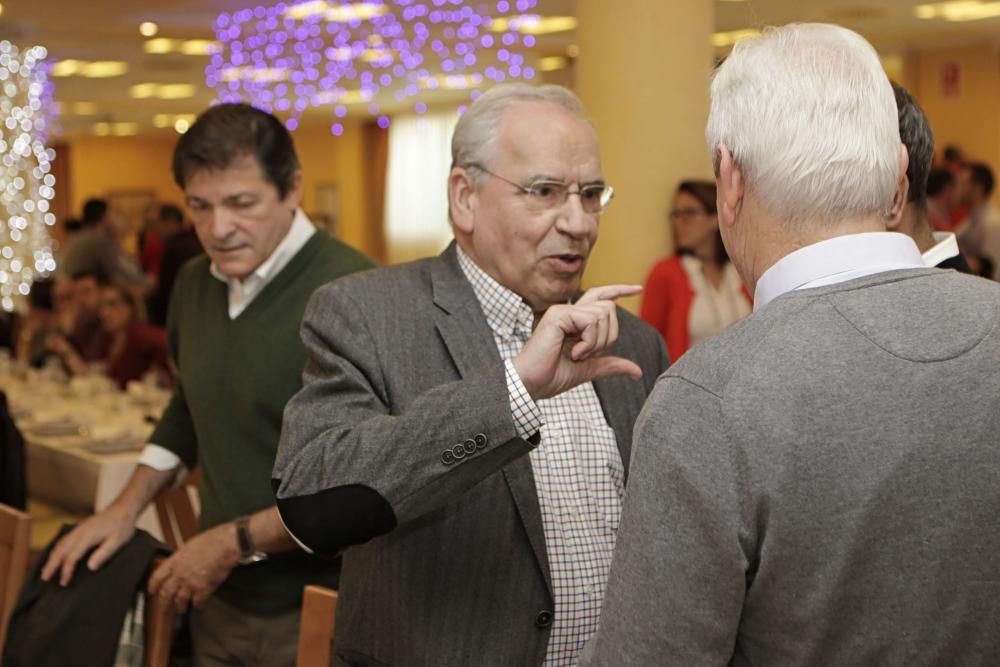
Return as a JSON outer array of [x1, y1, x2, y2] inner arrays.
[[922, 232, 960, 268], [754, 232, 925, 310], [210, 208, 317, 319]]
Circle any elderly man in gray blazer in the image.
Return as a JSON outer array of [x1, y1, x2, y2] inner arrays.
[[583, 23, 1000, 666], [272, 83, 668, 667]]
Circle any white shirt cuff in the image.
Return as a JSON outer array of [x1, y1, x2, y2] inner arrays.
[[504, 359, 543, 441], [138, 443, 184, 471]]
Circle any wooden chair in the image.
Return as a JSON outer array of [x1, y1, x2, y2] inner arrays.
[[153, 469, 200, 550], [143, 558, 176, 667], [296, 585, 338, 667], [0, 503, 29, 656]]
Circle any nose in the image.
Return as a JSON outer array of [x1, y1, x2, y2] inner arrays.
[[205, 207, 237, 242], [554, 193, 597, 240]]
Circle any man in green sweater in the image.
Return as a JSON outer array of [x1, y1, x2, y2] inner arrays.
[[41, 103, 373, 666]]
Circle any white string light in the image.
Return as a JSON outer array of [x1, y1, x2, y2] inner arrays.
[[0, 41, 56, 312]]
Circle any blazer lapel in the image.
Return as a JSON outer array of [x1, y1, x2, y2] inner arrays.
[[431, 244, 553, 596]]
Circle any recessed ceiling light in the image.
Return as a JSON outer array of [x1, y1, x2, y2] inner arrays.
[[915, 1, 1000, 21], [139, 22, 159, 37], [144, 38, 177, 54], [490, 15, 577, 35], [71, 101, 98, 115], [153, 113, 171, 128], [130, 83, 198, 99], [180, 40, 220, 56], [81, 61, 129, 78], [174, 118, 190, 134], [711, 29, 761, 48], [538, 56, 568, 72]]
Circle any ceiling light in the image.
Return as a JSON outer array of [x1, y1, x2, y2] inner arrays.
[[490, 15, 577, 35], [915, 1, 1000, 21], [81, 61, 129, 78], [130, 83, 197, 100], [139, 22, 159, 37], [153, 113, 170, 128], [130, 83, 157, 99], [144, 38, 177, 54], [283, 1, 388, 22], [111, 122, 139, 136], [174, 118, 190, 134], [219, 66, 290, 83], [711, 29, 761, 48], [538, 56, 568, 72], [157, 84, 197, 99], [51, 60, 81, 77], [0, 4, 5, 18], [180, 40, 220, 56]]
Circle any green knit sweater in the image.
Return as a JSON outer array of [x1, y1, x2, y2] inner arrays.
[[150, 231, 373, 613]]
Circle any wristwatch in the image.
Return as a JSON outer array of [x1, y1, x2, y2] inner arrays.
[[235, 515, 268, 565]]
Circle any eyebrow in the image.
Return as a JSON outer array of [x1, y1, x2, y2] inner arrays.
[[524, 173, 606, 187]]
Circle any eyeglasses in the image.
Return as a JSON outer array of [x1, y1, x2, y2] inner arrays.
[[668, 207, 708, 222], [466, 163, 614, 214]]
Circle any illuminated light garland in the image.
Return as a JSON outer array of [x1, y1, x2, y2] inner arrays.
[[207, 0, 540, 134], [0, 41, 56, 312]]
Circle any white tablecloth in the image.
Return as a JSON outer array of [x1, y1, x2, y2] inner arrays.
[[3, 370, 169, 539]]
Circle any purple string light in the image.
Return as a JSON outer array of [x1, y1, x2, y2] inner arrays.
[[207, 0, 540, 136]]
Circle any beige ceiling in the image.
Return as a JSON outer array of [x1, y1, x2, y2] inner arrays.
[[1, 0, 998, 138]]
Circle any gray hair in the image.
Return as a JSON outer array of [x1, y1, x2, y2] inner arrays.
[[451, 83, 589, 180], [706, 23, 900, 226]]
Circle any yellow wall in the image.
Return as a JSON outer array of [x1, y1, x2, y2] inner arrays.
[[64, 119, 378, 256], [68, 135, 180, 215], [293, 121, 371, 255], [575, 0, 714, 313], [906, 44, 1000, 190]]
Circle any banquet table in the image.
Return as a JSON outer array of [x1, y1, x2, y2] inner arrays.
[[2, 365, 170, 540]]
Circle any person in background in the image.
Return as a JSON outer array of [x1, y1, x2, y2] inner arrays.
[[889, 83, 971, 272], [59, 199, 147, 290], [147, 203, 204, 327], [138, 202, 165, 281], [926, 168, 957, 232], [41, 102, 373, 667], [957, 162, 1000, 279], [639, 180, 750, 361], [14, 278, 58, 368], [48, 282, 171, 388], [583, 23, 1000, 666]]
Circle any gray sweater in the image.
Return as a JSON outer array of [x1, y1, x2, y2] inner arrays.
[[585, 268, 1000, 666]]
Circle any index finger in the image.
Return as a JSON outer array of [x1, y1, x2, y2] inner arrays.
[[576, 284, 642, 305]]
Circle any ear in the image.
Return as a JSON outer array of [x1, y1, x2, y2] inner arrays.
[[448, 166, 478, 234], [283, 170, 305, 210], [887, 144, 909, 228], [716, 144, 744, 229]]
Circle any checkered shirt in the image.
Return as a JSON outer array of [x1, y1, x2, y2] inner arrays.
[[457, 247, 625, 667]]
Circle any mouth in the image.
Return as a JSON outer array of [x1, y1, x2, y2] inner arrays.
[[545, 253, 586, 274]]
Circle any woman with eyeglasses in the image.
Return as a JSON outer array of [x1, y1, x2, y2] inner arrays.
[[640, 180, 751, 362]]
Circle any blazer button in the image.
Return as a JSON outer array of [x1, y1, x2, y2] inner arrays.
[[535, 610, 553, 629], [463, 438, 477, 455], [441, 450, 455, 465], [474, 433, 488, 450], [452, 444, 466, 460]]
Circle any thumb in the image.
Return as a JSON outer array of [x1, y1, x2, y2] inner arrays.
[[586, 356, 643, 383]]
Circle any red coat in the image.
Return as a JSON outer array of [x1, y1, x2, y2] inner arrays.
[[640, 255, 751, 362]]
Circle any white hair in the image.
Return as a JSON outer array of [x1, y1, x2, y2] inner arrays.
[[451, 83, 589, 178], [706, 23, 900, 226]]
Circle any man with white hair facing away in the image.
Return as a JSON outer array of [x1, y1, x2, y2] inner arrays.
[[583, 23, 1000, 666]]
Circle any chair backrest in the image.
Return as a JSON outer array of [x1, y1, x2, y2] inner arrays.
[[0, 503, 29, 656], [143, 559, 176, 667], [153, 469, 200, 550], [296, 585, 338, 667]]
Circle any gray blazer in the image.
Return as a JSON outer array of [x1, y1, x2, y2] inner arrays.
[[273, 243, 668, 667]]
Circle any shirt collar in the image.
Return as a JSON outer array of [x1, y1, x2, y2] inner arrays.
[[455, 245, 534, 340], [922, 231, 960, 268], [754, 232, 925, 310], [209, 208, 316, 286]]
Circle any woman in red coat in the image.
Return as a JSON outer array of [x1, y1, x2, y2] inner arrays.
[[640, 180, 751, 361]]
